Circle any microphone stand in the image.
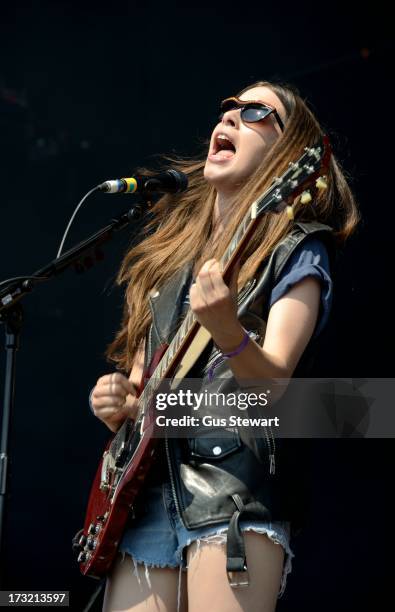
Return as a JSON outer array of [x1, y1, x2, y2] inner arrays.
[[0, 199, 151, 585]]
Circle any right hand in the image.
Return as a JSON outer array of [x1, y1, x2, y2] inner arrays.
[[90, 372, 138, 433]]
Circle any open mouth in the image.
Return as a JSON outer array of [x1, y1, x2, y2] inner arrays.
[[210, 133, 236, 160]]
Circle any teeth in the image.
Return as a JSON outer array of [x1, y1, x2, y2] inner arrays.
[[218, 134, 232, 142], [212, 132, 236, 156]]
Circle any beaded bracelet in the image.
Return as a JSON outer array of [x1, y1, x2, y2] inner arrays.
[[207, 330, 250, 382]]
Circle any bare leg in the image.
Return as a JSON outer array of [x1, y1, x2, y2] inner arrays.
[[186, 532, 285, 612], [103, 553, 188, 612]]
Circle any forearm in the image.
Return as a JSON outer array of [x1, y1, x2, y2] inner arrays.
[[211, 320, 290, 382]]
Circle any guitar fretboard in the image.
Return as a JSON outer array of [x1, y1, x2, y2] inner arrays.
[[109, 137, 330, 449]]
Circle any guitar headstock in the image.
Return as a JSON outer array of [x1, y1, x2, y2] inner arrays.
[[256, 135, 332, 219]]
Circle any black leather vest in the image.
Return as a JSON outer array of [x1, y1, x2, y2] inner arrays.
[[142, 221, 335, 577]]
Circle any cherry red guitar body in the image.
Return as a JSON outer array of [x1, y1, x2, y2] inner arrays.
[[77, 344, 168, 578]]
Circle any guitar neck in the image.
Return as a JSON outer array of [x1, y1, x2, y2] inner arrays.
[[134, 190, 281, 413], [111, 136, 331, 444]]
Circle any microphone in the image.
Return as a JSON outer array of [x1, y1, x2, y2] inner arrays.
[[98, 169, 188, 195]]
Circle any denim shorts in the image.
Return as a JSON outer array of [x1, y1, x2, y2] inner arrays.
[[117, 479, 294, 611]]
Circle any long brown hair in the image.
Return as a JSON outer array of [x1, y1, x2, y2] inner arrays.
[[106, 79, 360, 373]]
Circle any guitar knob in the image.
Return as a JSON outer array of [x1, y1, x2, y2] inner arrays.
[[87, 536, 97, 550], [78, 551, 91, 563], [78, 534, 87, 547], [88, 522, 99, 535]]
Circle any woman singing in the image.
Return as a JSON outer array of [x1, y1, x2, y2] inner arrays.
[[89, 80, 359, 612]]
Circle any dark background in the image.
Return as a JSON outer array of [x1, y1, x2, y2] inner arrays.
[[0, 1, 393, 610]]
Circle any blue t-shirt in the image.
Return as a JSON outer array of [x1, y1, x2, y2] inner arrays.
[[182, 236, 333, 340], [268, 236, 332, 339]]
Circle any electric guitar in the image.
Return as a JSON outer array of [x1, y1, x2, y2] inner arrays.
[[75, 137, 331, 578]]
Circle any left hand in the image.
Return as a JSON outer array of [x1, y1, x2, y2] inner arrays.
[[189, 258, 244, 349]]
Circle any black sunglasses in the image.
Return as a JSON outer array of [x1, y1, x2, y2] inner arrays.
[[219, 96, 285, 132]]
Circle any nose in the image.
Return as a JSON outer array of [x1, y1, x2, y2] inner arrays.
[[221, 108, 238, 128]]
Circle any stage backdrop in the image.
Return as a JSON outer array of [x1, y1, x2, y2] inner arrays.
[[0, 2, 393, 610]]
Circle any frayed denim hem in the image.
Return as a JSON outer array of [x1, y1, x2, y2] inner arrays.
[[118, 551, 184, 612], [177, 525, 294, 600], [118, 522, 294, 612]]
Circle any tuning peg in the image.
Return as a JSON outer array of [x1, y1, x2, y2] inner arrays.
[[286, 205, 294, 220], [316, 176, 328, 190], [300, 190, 312, 204]]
